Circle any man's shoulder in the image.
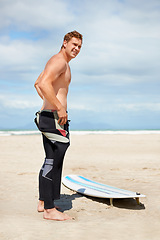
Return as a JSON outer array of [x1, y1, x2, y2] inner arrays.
[[45, 53, 67, 75], [50, 53, 67, 64], [48, 53, 67, 69]]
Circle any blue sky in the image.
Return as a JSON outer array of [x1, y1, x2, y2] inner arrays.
[[0, 0, 160, 130]]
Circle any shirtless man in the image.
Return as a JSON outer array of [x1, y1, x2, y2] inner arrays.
[[34, 31, 82, 221]]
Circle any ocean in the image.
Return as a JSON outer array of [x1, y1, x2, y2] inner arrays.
[[0, 130, 160, 136]]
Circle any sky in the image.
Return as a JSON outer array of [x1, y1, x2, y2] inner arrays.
[[0, 0, 160, 130]]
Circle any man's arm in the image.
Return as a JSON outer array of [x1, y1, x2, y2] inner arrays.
[[34, 71, 44, 99], [37, 58, 68, 125]]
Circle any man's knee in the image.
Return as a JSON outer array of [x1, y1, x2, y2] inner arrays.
[[41, 158, 54, 181]]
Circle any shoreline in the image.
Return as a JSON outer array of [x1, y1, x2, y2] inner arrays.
[[0, 129, 160, 136]]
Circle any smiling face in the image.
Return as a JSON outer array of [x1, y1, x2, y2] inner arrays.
[[63, 37, 82, 60]]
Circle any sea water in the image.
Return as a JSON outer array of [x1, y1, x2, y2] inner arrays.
[[0, 130, 40, 136], [0, 130, 160, 136]]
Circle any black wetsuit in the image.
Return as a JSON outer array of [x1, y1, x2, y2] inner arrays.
[[35, 110, 70, 209]]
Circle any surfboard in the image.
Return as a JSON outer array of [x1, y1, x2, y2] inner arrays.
[[62, 175, 146, 206]]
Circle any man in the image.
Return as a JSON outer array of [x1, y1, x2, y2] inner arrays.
[[34, 31, 82, 221]]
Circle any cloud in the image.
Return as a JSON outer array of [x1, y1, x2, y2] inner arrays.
[[0, 0, 74, 31], [66, 0, 160, 84], [1, 86, 159, 114], [114, 103, 160, 112], [0, 94, 41, 110], [1, 0, 159, 84], [0, 0, 160, 129], [68, 89, 160, 113], [0, 0, 75, 81], [0, 37, 62, 85]]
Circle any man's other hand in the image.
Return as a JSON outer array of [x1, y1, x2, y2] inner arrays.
[[57, 107, 68, 125]]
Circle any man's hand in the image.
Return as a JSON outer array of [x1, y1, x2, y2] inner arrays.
[[57, 106, 68, 125]]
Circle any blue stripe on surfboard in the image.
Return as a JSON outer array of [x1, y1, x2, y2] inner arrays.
[[79, 176, 135, 195], [65, 176, 131, 196]]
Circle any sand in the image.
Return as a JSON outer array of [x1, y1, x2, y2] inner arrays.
[[0, 133, 160, 240]]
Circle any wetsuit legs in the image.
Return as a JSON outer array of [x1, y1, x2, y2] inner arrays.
[[39, 134, 69, 209]]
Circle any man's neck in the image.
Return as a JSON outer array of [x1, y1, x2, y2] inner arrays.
[[60, 48, 72, 63]]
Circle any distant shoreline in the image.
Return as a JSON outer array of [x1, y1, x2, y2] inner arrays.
[[0, 129, 160, 136]]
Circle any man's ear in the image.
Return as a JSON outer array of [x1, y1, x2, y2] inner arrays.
[[63, 40, 67, 49]]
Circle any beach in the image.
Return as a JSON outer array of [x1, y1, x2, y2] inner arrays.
[[0, 133, 160, 240]]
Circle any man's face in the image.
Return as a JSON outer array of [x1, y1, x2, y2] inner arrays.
[[64, 37, 82, 59]]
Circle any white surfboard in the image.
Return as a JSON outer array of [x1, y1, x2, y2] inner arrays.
[[62, 175, 146, 206]]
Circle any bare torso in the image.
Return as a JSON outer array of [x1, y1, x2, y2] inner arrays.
[[35, 37, 82, 126], [41, 54, 71, 111]]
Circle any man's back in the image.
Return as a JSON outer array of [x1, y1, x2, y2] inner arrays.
[[35, 35, 82, 125], [41, 52, 71, 111]]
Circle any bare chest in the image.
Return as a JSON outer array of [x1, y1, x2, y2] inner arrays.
[[53, 65, 71, 94]]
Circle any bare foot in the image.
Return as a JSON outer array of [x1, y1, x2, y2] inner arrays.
[[37, 200, 60, 212], [37, 200, 44, 212], [43, 208, 73, 221]]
